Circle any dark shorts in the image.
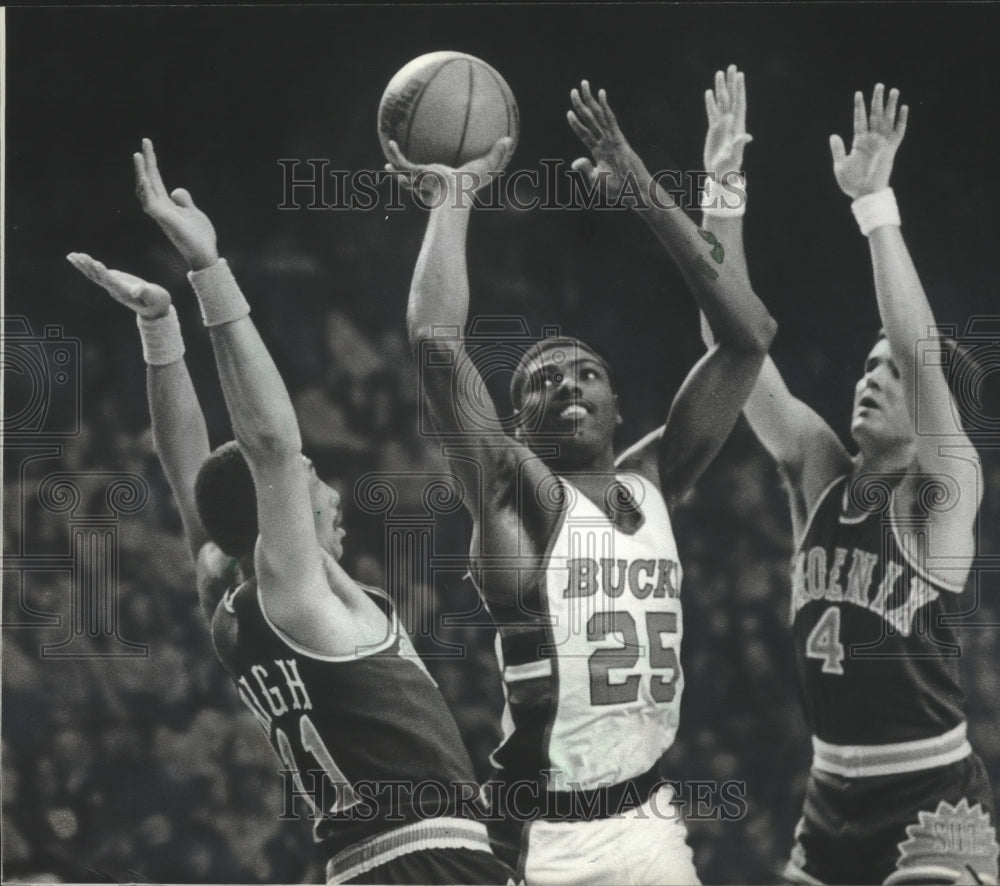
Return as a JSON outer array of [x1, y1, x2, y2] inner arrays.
[[345, 847, 515, 885], [784, 754, 998, 885]]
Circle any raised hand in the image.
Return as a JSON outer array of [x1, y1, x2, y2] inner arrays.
[[829, 84, 909, 199], [384, 136, 514, 208], [66, 252, 171, 319], [704, 64, 753, 178], [134, 138, 219, 271], [567, 81, 645, 199]]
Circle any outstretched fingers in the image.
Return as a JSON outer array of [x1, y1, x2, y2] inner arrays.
[[134, 138, 171, 216], [733, 68, 747, 135], [884, 87, 899, 128], [853, 90, 868, 136], [868, 83, 886, 131], [567, 108, 596, 148], [715, 69, 731, 115], [596, 88, 619, 131], [569, 86, 602, 141], [66, 252, 109, 287], [705, 88, 720, 126], [142, 138, 169, 197], [895, 103, 909, 140], [829, 134, 847, 166]]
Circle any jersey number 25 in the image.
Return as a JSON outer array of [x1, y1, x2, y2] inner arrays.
[[588, 611, 679, 705]]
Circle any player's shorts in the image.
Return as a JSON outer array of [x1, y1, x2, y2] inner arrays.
[[326, 818, 516, 885], [489, 774, 699, 886], [783, 745, 998, 885]]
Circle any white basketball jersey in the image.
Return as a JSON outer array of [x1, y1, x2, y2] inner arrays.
[[491, 472, 685, 792]]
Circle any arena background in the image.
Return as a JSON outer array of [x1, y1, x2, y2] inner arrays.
[[4, 4, 1000, 883]]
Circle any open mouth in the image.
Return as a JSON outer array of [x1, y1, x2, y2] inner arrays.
[[858, 395, 879, 410], [559, 403, 590, 419]]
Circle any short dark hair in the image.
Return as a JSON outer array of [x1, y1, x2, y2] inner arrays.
[[871, 328, 986, 435], [195, 441, 258, 559], [509, 336, 615, 412]]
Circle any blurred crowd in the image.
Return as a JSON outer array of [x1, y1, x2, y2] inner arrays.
[[5, 216, 1000, 885]]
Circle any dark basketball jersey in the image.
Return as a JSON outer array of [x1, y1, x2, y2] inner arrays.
[[211, 578, 484, 858], [791, 474, 967, 747]]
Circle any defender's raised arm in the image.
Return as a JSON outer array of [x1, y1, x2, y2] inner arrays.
[[133, 139, 371, 652], [65, 252, 235, 617], [695, 66, 851, 538], [567, 81, 776, 507], [830, 85, 981, 575]]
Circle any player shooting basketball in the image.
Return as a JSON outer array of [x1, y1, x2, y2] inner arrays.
[[386, 81, 776, 885], [697, 68, 998, 885], [67, 140, 515, 886]]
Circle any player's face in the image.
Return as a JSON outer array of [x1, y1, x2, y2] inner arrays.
[[303, 457, 346, 560], [850, 338, 915, 451], [517, 350, 621, 462]]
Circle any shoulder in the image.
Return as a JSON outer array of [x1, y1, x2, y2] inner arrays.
[[196, 541, 240, 621], [784, 445, 854, 544], [208, 575, 258, 673], [791, 470, 851, 551], [614, 426, 664, 490]]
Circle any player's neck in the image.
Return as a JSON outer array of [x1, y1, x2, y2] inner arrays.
[[551, 446, 617, 476], [560, 461, 621, 501], [854, 442, 915, 478]]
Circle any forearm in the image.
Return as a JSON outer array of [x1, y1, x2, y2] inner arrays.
[[407, 203, 473, 342], [702, 214, 750, 289], [867, 224, 935, 359], [699, 215, 749, 347], [634, 163, 774, 351], [147, 361, 211, 554], [189, 261, 302, 460]]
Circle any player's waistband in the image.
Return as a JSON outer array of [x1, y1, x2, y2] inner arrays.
[[325, 817, 493, 884], [495, 761, 664, 821], [812, 721, 971, 778]]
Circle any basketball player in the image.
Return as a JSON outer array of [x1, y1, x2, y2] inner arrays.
[[69, 139, 515, 885], [698, 69, 998, 885], [385, 81, 776, 885]]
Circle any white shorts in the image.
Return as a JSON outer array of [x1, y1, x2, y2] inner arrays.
[[520, 785, 700, 886]]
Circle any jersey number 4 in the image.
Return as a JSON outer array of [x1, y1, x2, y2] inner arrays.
[[588, 611, 679, 706], [805, 605, 845, 675]]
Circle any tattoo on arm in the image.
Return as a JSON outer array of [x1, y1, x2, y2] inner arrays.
[[697, 228, 726, 264]]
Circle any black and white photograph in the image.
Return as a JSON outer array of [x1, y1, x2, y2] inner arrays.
[[4, 4, 1000, 884]]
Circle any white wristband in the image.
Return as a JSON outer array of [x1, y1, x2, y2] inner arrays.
[[700, 173, 747, 218], [187, 258, 250, 327], [137, 305, 185, 366], [851, 188, 900, 236]]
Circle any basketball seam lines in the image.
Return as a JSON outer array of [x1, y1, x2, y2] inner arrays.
[[403, 59, 455, 159], [482, 64, 512, 138], [451, 61, 475, 168]]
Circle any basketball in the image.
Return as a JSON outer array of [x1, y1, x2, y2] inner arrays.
[[378, 51, 519, 168]]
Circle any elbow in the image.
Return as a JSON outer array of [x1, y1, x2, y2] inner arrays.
[[755, 312, 779, 353], [406, 295, 436, 350], [408, 324, 463, 364], [407, 319, 432, 352], [234, 422, 302, 463], [744, 305, 778, 354], [725, 310, 777, 356]]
